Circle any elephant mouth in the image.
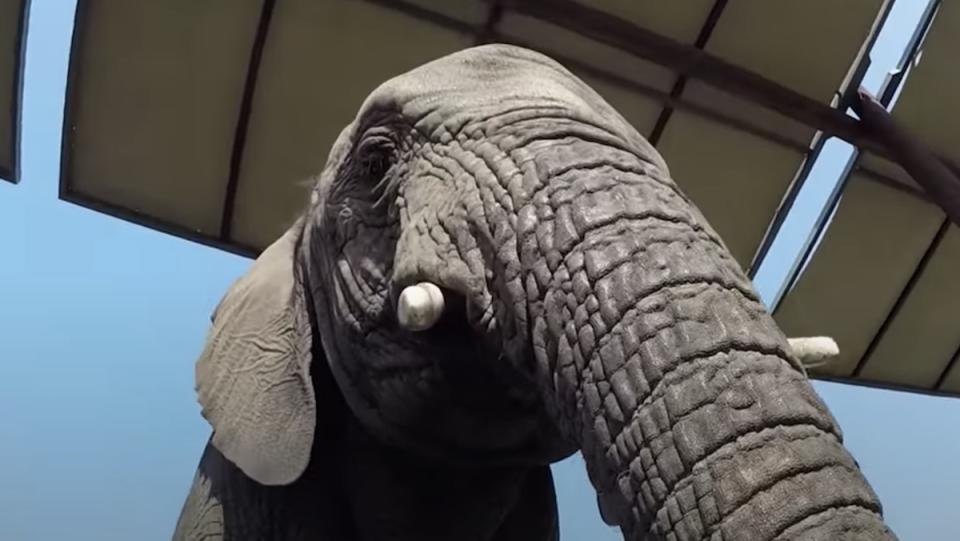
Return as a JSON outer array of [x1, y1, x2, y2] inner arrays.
[[395, 285, 499, 361], [401, 287, 470, 345]]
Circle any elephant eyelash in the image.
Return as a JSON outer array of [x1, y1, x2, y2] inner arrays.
[[362, 152, 391, 182], [371, 169, 402, 214], [339, 128, 405, 218], [356, 133, 394, 178], [358, 143, 401, 212]]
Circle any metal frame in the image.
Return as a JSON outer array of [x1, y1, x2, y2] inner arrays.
[[1, 0, 30, 183], [491, 36, 810, 152], [855, 86, 960, 227], [491, 0, 957, 169], [853, 164, 931, 202], [772, 0, 943, 313], [58, 0, 487, 259], [375, 1, 902, 165], [851, 218, 950, 378], [58, 0, 260, 259], [934, 344, 960, 391], [219, 0, 277, 241], [747, 0, 895, 277], [646, 0, 728, 146], [55, 0, 960, 397], [58, 0, 920, 257], [57, 0, 951, 251], [771, 0, 960, 393], [475, 0, 503, 45]]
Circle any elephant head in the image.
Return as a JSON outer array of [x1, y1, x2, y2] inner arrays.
[[193, 44, 894, 539]]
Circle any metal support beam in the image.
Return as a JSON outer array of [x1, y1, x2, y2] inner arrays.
[[492, 0, 959, 174], [846, 84, 960, 382], [219, 0, 277, 242], [854, 164, 933, 203], [935, 342, 960, 391], [853, 87, 960, 227], [648, 0, 727, 146], [493, 35, 809, 152], [371, 0, 943, 215], [367, 0, 810, 151], [747, 0, 895, 277], [771, 0, 942, 314], [372, 0, 943, 216], [475, 0, 503, 45]]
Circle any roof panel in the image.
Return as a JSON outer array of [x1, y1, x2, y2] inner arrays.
[[704, 0, 884, 103], [571, 0, 714, 44], [678, 80, 814, 151], [771, 2, 960, 396], [879, 0, 960, 165], [937, 352, 960, 394], [231, 0, 475, 250], [63, 1, 262, 236], [403, 0, 490, 26], [56, 0, 959, 402], [858, 151, 915, 189], [58, 0, 890, 260], [497, 12, 677, 94], [0, 0, 27, 182], [658, 0, 884, 273], [579, 75, 662, 140], [858, 224, 960, 388], [656, 108, 806, 267], [775, 174, 944, 378]]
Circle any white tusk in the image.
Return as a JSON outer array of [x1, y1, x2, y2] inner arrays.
[[788, 336, 840, 369], [397, 282, 445, 331]]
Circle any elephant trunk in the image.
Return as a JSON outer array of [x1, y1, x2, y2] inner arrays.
[[515, 137, 896, 539]]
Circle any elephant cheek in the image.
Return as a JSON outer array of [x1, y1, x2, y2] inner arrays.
[[519, 141, 893, 539]]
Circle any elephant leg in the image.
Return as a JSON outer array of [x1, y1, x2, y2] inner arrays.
[[172, 451, 223, 541], [172, 439, 353, 540]]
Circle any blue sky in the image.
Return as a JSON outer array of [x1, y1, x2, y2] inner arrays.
[[1, 1, 957, 539]]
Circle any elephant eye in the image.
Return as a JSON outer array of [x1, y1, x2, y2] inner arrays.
[[356, 129, 393, 168], [354, 135, 399, 211], [362, 152, 390, 183], [355, 135, 395, 185]]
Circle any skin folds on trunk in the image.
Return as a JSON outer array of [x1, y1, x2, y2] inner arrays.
[[516, 137, 896, 540]]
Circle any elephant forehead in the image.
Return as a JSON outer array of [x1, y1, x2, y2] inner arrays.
[[358, 44, 609, 123]]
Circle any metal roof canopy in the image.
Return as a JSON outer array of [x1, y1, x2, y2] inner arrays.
[[776, 0, 960, 398], [58, 0, 960, 398], [60, 0, 888, 258], [0, 0, 29, 183]]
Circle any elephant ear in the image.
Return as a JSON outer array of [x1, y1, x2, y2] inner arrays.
[[195, 222, 316, 486]]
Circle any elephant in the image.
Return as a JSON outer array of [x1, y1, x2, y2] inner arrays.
[[172, 44, 895, 540]]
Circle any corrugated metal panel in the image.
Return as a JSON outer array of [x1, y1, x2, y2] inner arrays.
[[879, 1, 960, 167], [657, 112, 807, 265], [230, 0, 475, 249], [572, 0, 715, 44], [654, 0, 884, 268], [775, 175, 945, 378], [60, 0, 960, 399], [776, 1, 960, 397], [858, 225, 960, 388], [62, 1, 263, 240], [704, 1, 883, 103], [60, 0, 886, 265]]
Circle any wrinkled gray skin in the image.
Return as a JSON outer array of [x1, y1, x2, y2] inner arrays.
[[173, 45, 896, 540]]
